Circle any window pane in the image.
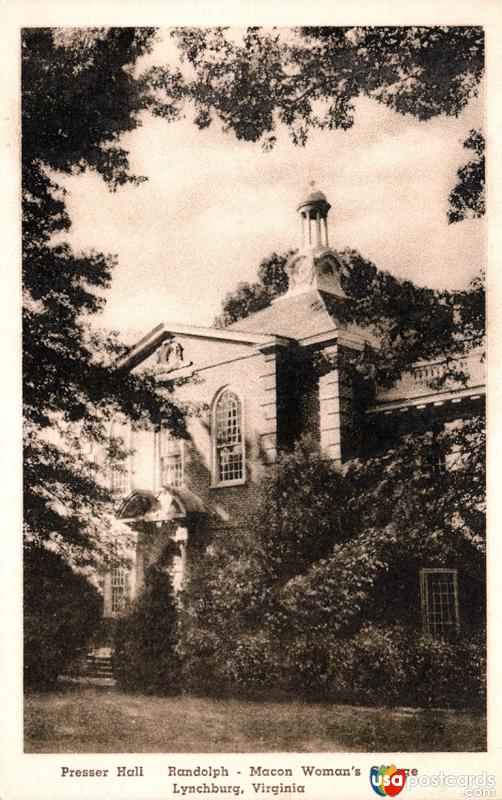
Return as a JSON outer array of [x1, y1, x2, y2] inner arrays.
[[422, 449, 446, 475], [215, 391, 243, 482], [109, 417, 130, 495], [160, 431, 184, 487], [161, 452, 183, 488], [216, 392, 241, 446], [111, 466, 129, 495], [421, 569, 459, 636], [111, 567, 126, 613]]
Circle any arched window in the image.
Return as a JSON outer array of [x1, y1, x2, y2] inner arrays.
[[213, 389, 245, 485]]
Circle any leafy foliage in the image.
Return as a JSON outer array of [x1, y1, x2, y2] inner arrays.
[[316, 624, 485, 708], [153, 27, 484, 148], [448, 129, 485, 223], [23, 26, 486, 568], [180, 430, 485, 706], [114, 541, 181, 694], [151, 27, 485, 221], [22, 29, 186, 568], [23, 26, 486, 695], [214, 251, 292, 328], [24, 546, 102, 690], [22, 28, 190, 685], [215, 247, 485, 392]]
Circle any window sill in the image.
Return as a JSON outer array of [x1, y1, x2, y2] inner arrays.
[[210, 478, 247, 489]]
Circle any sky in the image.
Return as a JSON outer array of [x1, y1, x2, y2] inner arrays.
[[57, 29, 485, 339]]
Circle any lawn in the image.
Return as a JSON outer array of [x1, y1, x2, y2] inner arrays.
[[24, 682, 486, 753]]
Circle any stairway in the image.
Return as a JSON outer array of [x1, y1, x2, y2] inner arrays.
[[85, 646, 114, 678]]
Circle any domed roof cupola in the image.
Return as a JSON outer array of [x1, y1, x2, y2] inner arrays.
[[297, 182, 331, 249], [275, 182, 345, 302]]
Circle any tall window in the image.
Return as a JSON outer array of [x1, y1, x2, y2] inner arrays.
[[213, 389, 244, 484], [109, 417, 131, 496], [160, 431, 184, 488], [111, 566, 127, 614], [420, 568, 460, 637], [110, 466, 130, 495]]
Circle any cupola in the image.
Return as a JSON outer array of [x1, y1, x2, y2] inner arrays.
[[278, 183, 345, 301], [297, 185, 331, 249]]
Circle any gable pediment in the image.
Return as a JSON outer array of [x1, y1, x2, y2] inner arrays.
[[122, 322, 291, 374]]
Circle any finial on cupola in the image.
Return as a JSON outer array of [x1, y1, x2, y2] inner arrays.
[[297, 181, 331, 249]]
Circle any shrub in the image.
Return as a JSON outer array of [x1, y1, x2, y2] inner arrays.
[[462, 629, 487, 705], [322, 625, 412, 705], [179, 627, 283, 699], [175, 433, 485, 708], [178, 612, 485, 708], [24, 546, 102, 690], [321, 625, 486, 709], [411, 629, 486, 709], [280, 634, 332, 700], [177, 626, 228, 697], [223, 632, 283, 695], [114, 544, 180, 694]]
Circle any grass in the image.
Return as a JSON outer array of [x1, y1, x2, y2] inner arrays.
[[25, 682, 486, 753]]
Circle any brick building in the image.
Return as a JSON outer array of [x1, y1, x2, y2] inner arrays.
[[100, 188, 485, 643]]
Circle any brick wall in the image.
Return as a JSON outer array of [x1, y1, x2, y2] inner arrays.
[[176, 343, 282, 534], [124, 333, 369, 566]]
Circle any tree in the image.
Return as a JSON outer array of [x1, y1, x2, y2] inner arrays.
[[214, 250, 292, 327], [114, 541, 181, 694], [448, 129, 485, 223], [22, 26, 486, 687], [24, 546, 102, 689], [214, 246, 484, 393], [158, 27, 483, 148], [22, 29, 191, 685], [22, 28, 185, 570], [149, 27, 485, 222]]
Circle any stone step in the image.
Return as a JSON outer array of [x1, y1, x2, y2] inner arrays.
[[85, 647, 114, 678]]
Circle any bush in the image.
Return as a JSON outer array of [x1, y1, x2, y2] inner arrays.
[[322, 625, 413, 705], [411, 629, 486, 709], [178, 612, 485, 708], [24, 546, 102, 690], [224, 632, 284, 695], [175, 434, 485, 708], [320, 624, 486, 708], [179, 627, 283, 699], [177, 626, 228, 697], [114, 545, 180, 694]]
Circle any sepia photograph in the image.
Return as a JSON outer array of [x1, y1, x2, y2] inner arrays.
[[19, 21, 488, 765]]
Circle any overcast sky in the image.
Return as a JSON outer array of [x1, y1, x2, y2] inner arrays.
[[57, 29, 485, 339]]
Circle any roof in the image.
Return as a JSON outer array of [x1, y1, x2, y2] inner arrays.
[[369, 349, 485, 413], [301, 190, 328, 204], [227, 290, 378, 346], [121, 321, 292, 370]]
